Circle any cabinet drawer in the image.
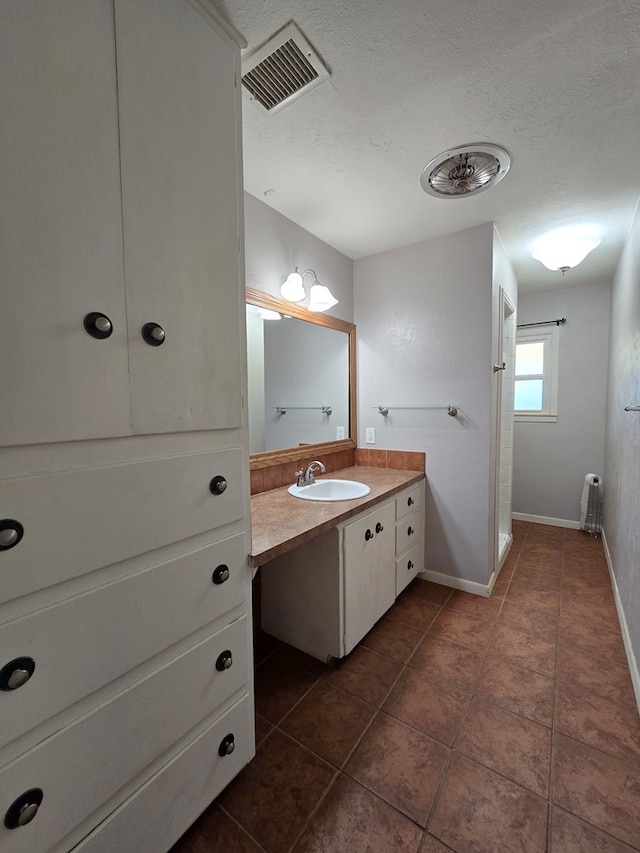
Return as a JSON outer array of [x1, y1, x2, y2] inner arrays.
[[395, 510, 422, 556], [395, 483, 422, 521], [395, 540, 424, 596], [0, 534, 248, 749], [66, 694, 254, 853], [0, 448, 243, 605], [0, 618, 250, 853]]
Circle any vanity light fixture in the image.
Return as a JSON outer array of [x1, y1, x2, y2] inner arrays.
[[257, 307, 281, 320], [531, 229, 601, 274], [280, 268, 338, 312]]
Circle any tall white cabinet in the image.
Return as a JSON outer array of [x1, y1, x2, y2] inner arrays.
[[0, 2, 253, 852]]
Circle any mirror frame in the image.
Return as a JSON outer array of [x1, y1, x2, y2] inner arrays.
[[246, 287, 357, 469]]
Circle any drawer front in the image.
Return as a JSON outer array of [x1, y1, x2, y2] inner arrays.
[[66, 694, 254, 853], [0, 534, 248, 749], [0, 448, 244, 605], [0, 618, 250, 853], [395, 510, 422, 556], [395, 483, 422, 522], [395, 540, 424, 596]]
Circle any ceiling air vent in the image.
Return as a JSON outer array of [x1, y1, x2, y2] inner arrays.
[[241, 22, 330, 115], [419, 143, 511, 199]]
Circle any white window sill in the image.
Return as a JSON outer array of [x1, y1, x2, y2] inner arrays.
[[515, 413, 558, 423]]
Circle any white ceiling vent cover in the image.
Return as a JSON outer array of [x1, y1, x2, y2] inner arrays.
[[420, 143, 511, 199], [241, 22, 330, 114]]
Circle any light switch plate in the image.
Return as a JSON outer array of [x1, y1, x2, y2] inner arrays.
[[365, 427, 375, 444], [336, 426, 345, 439]]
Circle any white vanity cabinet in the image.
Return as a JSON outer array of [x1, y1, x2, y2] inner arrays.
[[343, 501, 396, 654], [261, 483, 424, 662], [395, 481, 425, 594], [0, 3, 252, 852]]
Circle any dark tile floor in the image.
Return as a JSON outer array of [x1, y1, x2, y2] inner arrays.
[[171, 522, 640, 852]]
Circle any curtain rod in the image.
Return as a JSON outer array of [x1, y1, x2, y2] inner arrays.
[[517, 317, 566, 329]]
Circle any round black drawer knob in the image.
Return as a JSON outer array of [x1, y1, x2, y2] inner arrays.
[[408, 497, 415, 507], [364, 528, 373, 541], [4, 788, 43, 830], [216, 650, 233, 671], [375, 522, 384, 534], [141, 322, 166, 346], [0, 520, 23, 551], [83, 312, 113, 339], [0, 657, 35, 692], [209, 476, 228, 496], [407, 560, 414, 571], [407, 526, 414, 536], [218, 734, 236, 757], [212, 564, 230, 585]]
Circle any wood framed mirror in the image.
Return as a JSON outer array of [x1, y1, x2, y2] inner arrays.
[[246, 287, 356, 469]]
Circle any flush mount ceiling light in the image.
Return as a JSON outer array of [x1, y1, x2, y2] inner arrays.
[[419, 143, 511, 199], [531, 229, 601, 274], [280, 268, 338, 312]]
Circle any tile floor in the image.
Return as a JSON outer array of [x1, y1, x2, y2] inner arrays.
[[171, 521, 640, 852]]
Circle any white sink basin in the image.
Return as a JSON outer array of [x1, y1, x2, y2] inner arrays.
[[288, 479, 371, 502]]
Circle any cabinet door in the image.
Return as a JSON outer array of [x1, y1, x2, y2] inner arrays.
[[115, 0, 244, 434], [342, 501, 395, 655], [0, 0, 131, 447]]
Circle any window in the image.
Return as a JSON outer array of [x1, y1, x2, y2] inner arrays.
[[514, 327, 559, 422]]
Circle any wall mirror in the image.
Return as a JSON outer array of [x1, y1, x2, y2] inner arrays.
[[246, 287, 356, 468]]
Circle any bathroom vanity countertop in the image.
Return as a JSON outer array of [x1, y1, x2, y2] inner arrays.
[[250, 466, 424, 567]]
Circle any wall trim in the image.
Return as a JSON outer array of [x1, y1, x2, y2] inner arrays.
[[601, 529, 640, 714], [512, 512, 580, 530], [418, 570, 490, 598]]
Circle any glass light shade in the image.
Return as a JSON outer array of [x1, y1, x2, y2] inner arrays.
[[280, 271, 306, 302], [531, 236, 600, 271], [308, 283, 339, 312], [257, 307, 281, 320]]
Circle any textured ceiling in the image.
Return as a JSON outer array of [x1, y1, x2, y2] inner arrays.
[[220, 0, 640, 291]]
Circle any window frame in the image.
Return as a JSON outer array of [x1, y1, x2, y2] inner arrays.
[[514, 327, 559, 423]]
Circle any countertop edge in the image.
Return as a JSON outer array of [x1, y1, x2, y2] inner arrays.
[[250, 467, 425, 567]]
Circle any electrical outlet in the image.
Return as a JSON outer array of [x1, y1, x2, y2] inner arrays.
[[365, 427, 375, 444], [336, 426, 345, 439]]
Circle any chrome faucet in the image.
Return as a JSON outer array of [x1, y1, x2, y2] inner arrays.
[[295, 460, 326, 487]]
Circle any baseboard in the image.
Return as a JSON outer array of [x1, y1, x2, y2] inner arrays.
[[418, 569, 490, 598], [601, 529, 640, 714], [498, 534, 513, 569], [512, 512, 580, 530]]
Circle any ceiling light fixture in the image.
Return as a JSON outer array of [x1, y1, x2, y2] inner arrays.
[[531, 229, 601, 274], [280, 268, 338, 312], [420, 143, 511, 199]]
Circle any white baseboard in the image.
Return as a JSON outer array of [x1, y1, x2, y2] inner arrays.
[[417, 569, 490, 598], [601, 529, 640, 714], [512, 512, 580, 530]]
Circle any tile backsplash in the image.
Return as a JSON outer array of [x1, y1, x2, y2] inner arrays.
[[250, 447, 425, 495]]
